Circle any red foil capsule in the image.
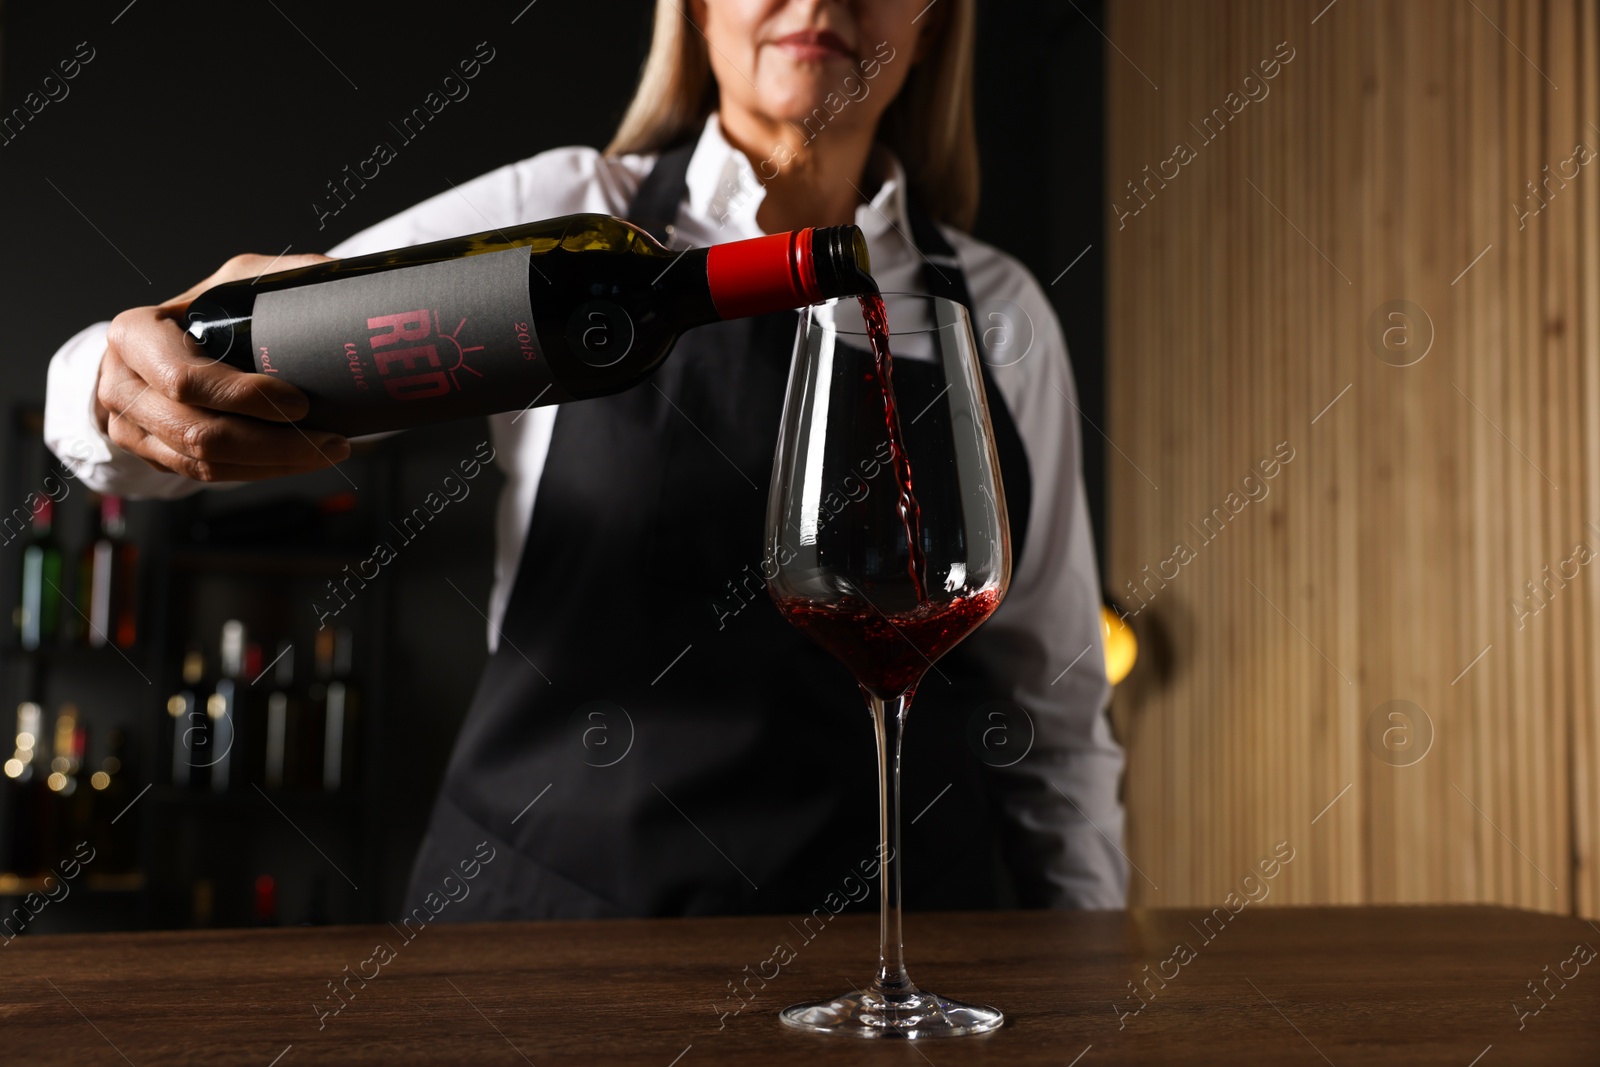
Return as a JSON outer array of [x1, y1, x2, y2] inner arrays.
[[705, 230, 825, 319]]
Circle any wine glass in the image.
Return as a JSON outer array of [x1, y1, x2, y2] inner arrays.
[[765, 292, 1012, 1038]]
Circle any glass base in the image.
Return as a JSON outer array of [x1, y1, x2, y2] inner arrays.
[[779, 988, 1004, 1039]]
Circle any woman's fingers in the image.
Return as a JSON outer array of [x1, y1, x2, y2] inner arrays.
[[118, 386, 349, 469], [114, 419, 346, 483], [107, 309, 312, 423], [95, 252, 347, 485], [97, 346, 348, 482], [103, 399, 349, 483]]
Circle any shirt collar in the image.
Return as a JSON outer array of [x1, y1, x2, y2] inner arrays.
[[682, 111, 912, 242]]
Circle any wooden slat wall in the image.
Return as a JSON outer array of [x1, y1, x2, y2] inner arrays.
[[1106, 0, 1600, 917]]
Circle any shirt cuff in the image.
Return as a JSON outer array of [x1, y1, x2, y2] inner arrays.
[[43, 320, 208, 500]]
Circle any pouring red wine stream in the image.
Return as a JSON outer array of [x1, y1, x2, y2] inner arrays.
[[857, 294, 927, 603]]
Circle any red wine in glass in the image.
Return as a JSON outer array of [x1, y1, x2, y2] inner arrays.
[[766, 292, 1012, 1038], [774, 589, 1001, 700], [775, 294, 1000, 699]]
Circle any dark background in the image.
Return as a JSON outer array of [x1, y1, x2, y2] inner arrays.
[[0, 0, 1104, 923]]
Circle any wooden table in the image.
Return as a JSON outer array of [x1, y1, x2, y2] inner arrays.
[[5, 905, 1597, 1064]]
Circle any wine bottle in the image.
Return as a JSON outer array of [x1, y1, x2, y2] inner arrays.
[[47, 705, 83, 796], [208, 620, 244, 792], [2, 702, 48, 876], [181, 215, 876, 436], [108, 498, 140, 649], [47, 705, 89, 858], [17, 499, 63, 650], [254, 874, 279, 927], [78, 495, 138, 649], [300, 872, 329, 926], [238, 641, 266, 788], [322, 627, 358, 792], [88, 728, 137, 871], [192, 878, 215, 928], [167, 646, 209, 788], [263, 640, 297, 789], [300, 628, 334, 790]]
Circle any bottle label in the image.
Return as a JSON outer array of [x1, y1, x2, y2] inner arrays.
[[251, 247, 561, 434]]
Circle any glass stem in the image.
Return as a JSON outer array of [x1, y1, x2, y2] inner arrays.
[[868, 690, 916, 998]]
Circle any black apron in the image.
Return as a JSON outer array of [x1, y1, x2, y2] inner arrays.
[[403, 144, 1034, 919]]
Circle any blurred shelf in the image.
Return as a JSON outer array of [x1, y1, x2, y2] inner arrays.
[[0, 871, 145, 894], [167, 549, 366, 577], [0, 641, 144, 660], [149, 784, 361, 814], [3, 401, 395, 929]]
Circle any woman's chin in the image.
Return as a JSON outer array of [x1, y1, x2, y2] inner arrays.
[[757, 62, 853, 96], [757, 86, 860, 123]]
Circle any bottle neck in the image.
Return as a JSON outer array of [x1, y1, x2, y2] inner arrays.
[[331, 628, 353, 679], [100, 496, 126, 538], [699, 225, 875, 321], [220, 621, 245, 679], [314, 629, 335, 681], [273, 642, 296, 690]]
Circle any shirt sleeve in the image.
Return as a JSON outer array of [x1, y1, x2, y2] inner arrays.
[[43, 319, 216, 499], [951, 239, 1129, 909]]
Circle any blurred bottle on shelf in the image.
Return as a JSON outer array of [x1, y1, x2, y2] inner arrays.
[[207, 621, 244, 793], [77, 495, 139, 649], [87, 728, 138, 872], [46, 705, 89, 855], [321, 628, 359, 792], [192, 878, 215, 928], [167, 645, 210, 788], [264, 640, 299, 790], [299, 873, 329, 926], [16, 499, 63, 650], [240, 641, 266, 787], [301, 629, 334, 791], [254, 874, 279, 927], [2, 702, 49, 875]]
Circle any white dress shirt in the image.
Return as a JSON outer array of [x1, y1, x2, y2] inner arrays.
[[43, 113, 1128, 907]]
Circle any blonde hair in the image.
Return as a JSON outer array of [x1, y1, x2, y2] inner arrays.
[[606, 0, 980, 231]]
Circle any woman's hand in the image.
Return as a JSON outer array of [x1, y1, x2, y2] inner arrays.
[[94, 253, 351, 482]]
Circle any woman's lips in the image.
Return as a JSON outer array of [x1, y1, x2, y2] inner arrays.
[[772, 29, 855, 62]]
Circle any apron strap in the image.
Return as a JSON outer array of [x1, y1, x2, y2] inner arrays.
[[627, 140, 698, 243], [904, 198, 978, 310]]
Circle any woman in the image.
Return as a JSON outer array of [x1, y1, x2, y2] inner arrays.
[[44, 0, 1125, 917]]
